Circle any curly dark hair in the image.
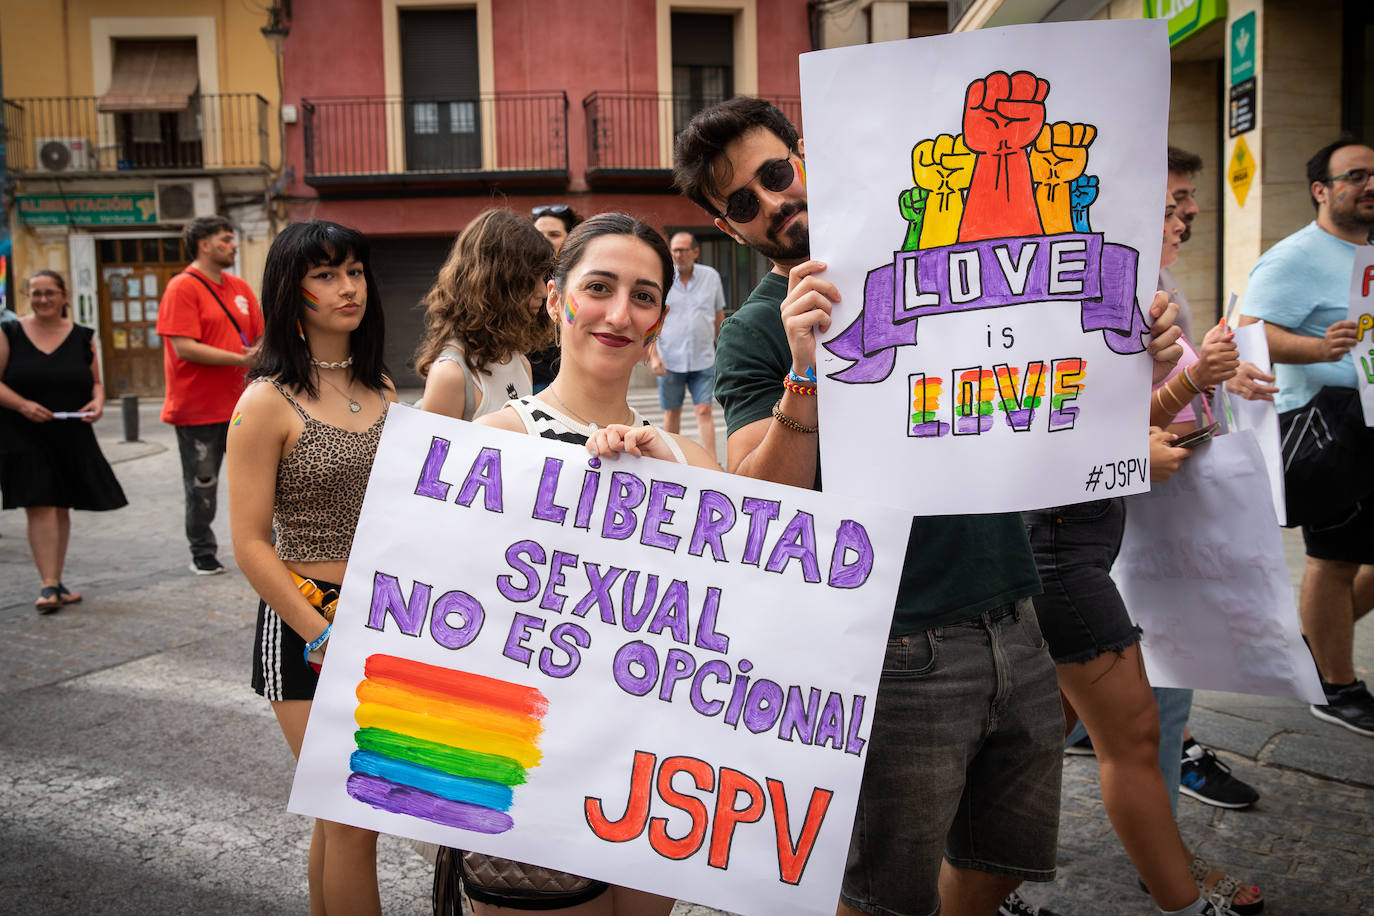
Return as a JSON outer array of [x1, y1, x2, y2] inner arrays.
[[250, 220, 387, 398], [673, 97, 799, 217], [415, 208, 556, 378]]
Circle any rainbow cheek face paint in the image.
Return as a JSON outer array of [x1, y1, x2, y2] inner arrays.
[[232, 412, 243, 426], [302, 288, 321, 311], [562, 292, 579, 326], [795, 158, 807, 188], [644, 305, 670, 347]]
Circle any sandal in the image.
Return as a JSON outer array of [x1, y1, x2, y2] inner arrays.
[[1191, 855, 1264, 915], [35, 586, 62, 614], [57, 583, 82, 605]]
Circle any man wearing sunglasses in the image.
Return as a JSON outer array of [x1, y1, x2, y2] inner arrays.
[[1239, 136, 1374, 740], [672, 97, 1069, 916]]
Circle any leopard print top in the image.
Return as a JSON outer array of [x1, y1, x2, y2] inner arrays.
[[265, 379, 387, 562]]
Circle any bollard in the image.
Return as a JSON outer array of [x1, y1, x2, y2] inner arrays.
[[121, 394, 140, 442]]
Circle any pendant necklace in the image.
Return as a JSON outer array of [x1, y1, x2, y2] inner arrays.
[[319, 373, 361, 413], [546, 387, 630, 431]]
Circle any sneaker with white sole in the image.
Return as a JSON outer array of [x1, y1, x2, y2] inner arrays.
[[1064, 733, 1095, 756], [190, 555, 226, 576], [1179, 739, 1259, 809], [997, 890, 1061, 916], [1309, 679, 1374, 737]]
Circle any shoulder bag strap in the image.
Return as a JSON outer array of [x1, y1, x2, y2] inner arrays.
[[181, 271, 248, 345]]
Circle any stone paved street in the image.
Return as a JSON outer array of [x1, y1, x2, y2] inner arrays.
[[1, 394, 1370, 915]]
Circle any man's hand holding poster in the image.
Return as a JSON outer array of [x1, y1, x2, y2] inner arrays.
[[800, 20, 1170, 515], [289, 406, 910, 916]]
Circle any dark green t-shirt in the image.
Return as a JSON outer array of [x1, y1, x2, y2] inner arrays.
[[715, 272, 1042, 635]]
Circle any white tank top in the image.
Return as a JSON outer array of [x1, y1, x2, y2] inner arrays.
[[434, 342, 531, 420]]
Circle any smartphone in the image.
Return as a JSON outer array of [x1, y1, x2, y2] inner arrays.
[[1172, 423, 1219, 450]]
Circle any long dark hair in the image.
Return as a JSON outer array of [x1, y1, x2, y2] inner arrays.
[[414, 208, 555, 378], [250, 220, 387, 397], [552, 213, 673, 302]]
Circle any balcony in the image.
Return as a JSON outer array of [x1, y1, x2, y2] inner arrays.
[[301, 92, 569, 195], [3, 94, 270, 175], [582, 92, 802, 190]]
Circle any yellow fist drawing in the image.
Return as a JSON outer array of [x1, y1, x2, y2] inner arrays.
[[1031, 122, 1096, 235], [911, 134, 975, 249]]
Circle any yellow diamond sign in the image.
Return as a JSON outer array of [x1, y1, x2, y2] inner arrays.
[[1228, 136, 1255, 207]]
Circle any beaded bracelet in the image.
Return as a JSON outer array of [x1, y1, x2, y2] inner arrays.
[[772, 400, 818, 434], [783, 376, 818, 396], [303, 624, 332, 662]]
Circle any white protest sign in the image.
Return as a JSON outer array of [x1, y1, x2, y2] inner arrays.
[[1226, 320, 1286, 526], [800, 20, 1169, 514], [1111, 429, 1322, 704], [289, 406, 910, 916], [1347, 246, 1374, 425]]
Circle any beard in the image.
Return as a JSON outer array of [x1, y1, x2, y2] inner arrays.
[[1330, 192, 1374, 235], [750, 201, 810, 264]]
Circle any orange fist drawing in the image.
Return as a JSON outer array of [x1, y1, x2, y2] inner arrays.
[[959, 71, 1050, 242], [1031, 122, 1096, 235]]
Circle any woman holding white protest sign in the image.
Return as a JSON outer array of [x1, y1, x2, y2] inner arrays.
[[429, 214, 715, 915], [415, 209, 556, 421], [1018, 193, 1253, 916], [227, 220, 394, 915]]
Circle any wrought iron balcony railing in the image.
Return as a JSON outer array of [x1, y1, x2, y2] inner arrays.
[[3, 94, 270, 174], [582, 92, 802, 178], [301, 92, 568, 184]]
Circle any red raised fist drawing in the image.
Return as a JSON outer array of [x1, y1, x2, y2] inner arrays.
[[959, 71, 1051, 242]]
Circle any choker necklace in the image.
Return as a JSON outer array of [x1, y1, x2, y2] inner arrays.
[[546, 387, 630, 431], [311, 355, 353, 370], [319, 374, 361, 413]]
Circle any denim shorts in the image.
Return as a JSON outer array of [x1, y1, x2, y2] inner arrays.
[[657, 367, 715, 409], [1023, 499, 1141, 665], [840, 599, 1063, 916]]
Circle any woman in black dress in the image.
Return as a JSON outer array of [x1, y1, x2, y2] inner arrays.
[[0, 270, 126, 612]]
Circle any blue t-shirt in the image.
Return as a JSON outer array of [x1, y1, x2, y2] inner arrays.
[[1241, 221, 1362, 413]]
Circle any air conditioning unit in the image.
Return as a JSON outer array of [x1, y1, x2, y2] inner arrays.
[[154, 178, 217, 223], [35, 138, 93, 173]]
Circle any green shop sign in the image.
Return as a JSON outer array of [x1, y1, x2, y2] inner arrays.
[[18, 193, 157, 226], [1144, 0, 1227, 48]]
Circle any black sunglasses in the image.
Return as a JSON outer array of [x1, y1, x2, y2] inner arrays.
[[532, 204, 572, 219], [722, 156, 797, 224]]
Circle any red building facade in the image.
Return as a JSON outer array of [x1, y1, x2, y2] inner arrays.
[[280, 0, 810, 383]]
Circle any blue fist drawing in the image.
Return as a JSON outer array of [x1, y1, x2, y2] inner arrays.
[[1070, 174, 1098, 233]]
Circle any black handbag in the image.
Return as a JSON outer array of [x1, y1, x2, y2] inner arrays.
[[1278, 385, 1374, 527]]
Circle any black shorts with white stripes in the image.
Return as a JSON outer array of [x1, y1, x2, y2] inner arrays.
[[250, 579, 338, 701]]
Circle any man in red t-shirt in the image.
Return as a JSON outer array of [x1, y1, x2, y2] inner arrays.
[[156, 215, 263, 575]]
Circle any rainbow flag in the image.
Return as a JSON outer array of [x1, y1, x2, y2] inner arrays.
[[347, 654, 549, 833], [302, 288, 320, 311]]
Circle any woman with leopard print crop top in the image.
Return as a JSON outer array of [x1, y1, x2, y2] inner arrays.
[[226, 221, 394, 915]]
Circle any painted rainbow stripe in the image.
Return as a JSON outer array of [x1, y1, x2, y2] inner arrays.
[[643, 304, 670, 347], [301, 288, 321, 311], [562, 291, 579, 325], [795, 157, 806, 187], [0, 255, 8, 291], [347, 654, 549, 834], [231, 412, 243, 427]]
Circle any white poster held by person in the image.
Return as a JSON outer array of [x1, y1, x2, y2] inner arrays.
[[289, 406, 910, 916], [1111, 429, 1323, 703], [1225, 320, 1286, 525], [1347, 246, 1374, 425], [800, 19, 1170, 515]]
